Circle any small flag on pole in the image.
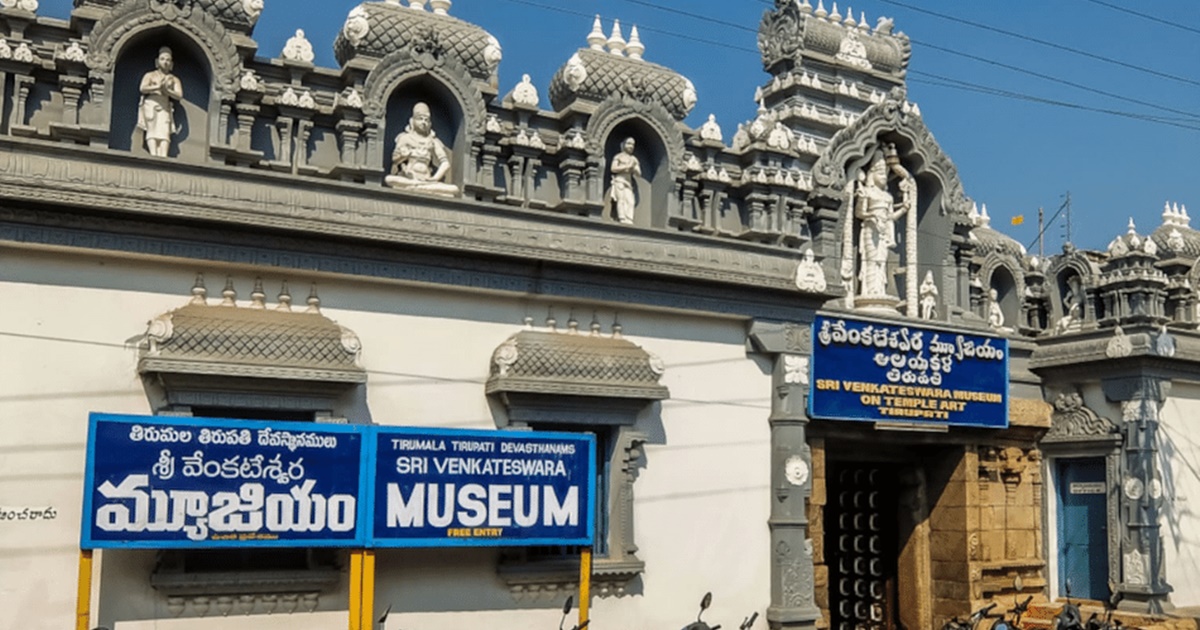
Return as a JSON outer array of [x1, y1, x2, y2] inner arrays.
[[1011, 215, 1025, 226]]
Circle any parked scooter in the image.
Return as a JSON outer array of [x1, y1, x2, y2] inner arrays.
[[560, 595, 590, 630], [1084, 590, 1124, 630], [940, 602, 998, 630], [990, 595, 1033, 630], [1053, 581, 1084, 630], [681, 592, 758, 630]]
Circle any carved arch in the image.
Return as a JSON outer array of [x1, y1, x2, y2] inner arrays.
[[1045, 250, 1102, 325], [812, 94, 971, 224], [585, 96, 687, 177], [86, 0, 242, 97], [362, 51, 487, 138], [978, 256, 1026, 299]]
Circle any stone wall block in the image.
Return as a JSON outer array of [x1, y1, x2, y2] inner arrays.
[[1005, 529, 1036, 561]]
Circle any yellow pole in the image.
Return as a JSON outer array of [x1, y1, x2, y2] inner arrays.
[[361, 550, 377, 630], [75, 549, 93, 630], [349, 550, 364, 630], [578, 547, 592, 629]]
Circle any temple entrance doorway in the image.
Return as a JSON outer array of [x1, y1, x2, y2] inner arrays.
[[826, 462, 903, 630], [1054, 457, 1110, 602]]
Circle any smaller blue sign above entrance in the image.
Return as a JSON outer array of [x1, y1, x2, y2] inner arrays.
[[809, 315, 1009, 428], [368, 427, 596, 548]]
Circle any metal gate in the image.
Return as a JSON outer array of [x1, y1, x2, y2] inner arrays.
[[826, 464, 900, 630]]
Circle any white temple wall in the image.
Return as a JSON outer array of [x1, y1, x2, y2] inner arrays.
[[0, 245, 771, 630], [1156, 384, 1200, 607]]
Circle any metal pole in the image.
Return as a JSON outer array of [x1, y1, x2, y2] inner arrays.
[[578, 547, 592, 628], [1038, 207, 1044, 259], [75, 549, 93, 630], [362, 550, 377, 630], [349, 550, 364, 630]]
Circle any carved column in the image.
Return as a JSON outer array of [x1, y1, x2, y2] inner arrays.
[[1102, 377, 1173, 613], [750, 321, 822, 630]]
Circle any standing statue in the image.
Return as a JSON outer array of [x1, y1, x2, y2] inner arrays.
[[138, 47, 183, 158], [987, 288, 1005, 328], [919, 271, 938, 320], [847, 145, 915, 303], [609, 137, 641, 224], [385, 102, 458, 197]]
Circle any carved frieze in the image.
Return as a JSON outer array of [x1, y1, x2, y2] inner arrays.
[[1044, 391, 1117, 442]]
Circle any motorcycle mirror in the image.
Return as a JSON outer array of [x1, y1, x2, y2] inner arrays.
[[698, 592, 712, 622], [378, 604, 392, 626], [563, 597, 574, 615]]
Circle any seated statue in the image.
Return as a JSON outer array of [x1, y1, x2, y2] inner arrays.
[[385, 102, 459, 197]]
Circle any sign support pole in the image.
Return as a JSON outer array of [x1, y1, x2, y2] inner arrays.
[[349, 550, 364, 630], [578, 547, 591, 628], [75, 549, 93, 630], [362, 550, 377, 630]]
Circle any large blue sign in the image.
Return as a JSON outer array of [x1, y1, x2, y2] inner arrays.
[[808, 315, 1009, 428], [368, 427, 596, 547], [81, 413, 368, 549]]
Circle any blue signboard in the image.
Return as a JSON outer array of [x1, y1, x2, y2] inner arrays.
[[368, 427, 596, 547], [808, 315, 1009, 428], [81, 413, 369, 549]]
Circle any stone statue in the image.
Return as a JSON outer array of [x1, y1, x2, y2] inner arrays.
[[609, 137, 641, 224], [848, 147, 914, 302], [1055, 275, 1083, 333], [987, 288, 1005, 328], [919, 270, 938, 319], [138, 47, 183, 158], [385, 102, 458, 197]]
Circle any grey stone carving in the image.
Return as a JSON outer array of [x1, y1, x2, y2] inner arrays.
[[138, 47, 184, 158], [1106, 326, 1132, 358], [1045, 392, 1116, 440], [609, 138, 641, 224], [385, 103, 458, 197]]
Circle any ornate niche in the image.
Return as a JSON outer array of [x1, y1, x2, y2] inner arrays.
[[107, 31, 215, 161], [810, 96, 973, 318], [600, 119, 669, 229]]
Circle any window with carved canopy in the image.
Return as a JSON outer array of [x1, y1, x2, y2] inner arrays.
[[485, 325, 667, 597]]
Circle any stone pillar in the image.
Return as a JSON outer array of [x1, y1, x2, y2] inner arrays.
[[1102, 377, 1173, 613], [750, 321, 822, 630]]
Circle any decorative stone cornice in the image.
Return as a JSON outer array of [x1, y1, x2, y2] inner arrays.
[[0, 141, 806, 295]]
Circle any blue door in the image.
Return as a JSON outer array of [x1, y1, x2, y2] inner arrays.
[[1056, 458, 1109, 600]]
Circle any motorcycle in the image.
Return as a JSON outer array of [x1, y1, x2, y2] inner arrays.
[[940, 602, 998, 630], [681, 592, 758, 630], [991, 595, 1033, 630]]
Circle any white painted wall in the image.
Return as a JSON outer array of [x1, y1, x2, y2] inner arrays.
[[1156, 384, 1200, 607], [0, 247, 773, 630]]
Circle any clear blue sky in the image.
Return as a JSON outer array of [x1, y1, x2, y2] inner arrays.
[[39, 0, 1200, 254]]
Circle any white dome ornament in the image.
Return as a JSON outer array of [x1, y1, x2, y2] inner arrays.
[[681, 78, 698, 115], [282, 29, 315, 64], [483, 35, 502, 73], [242, 0, 264, 22], [343, 7, 370, 48], [512, 74, 539, 107], [699, 114, 722, 143], [564, 53, 588, 92], [784, 455, 810, 487]]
